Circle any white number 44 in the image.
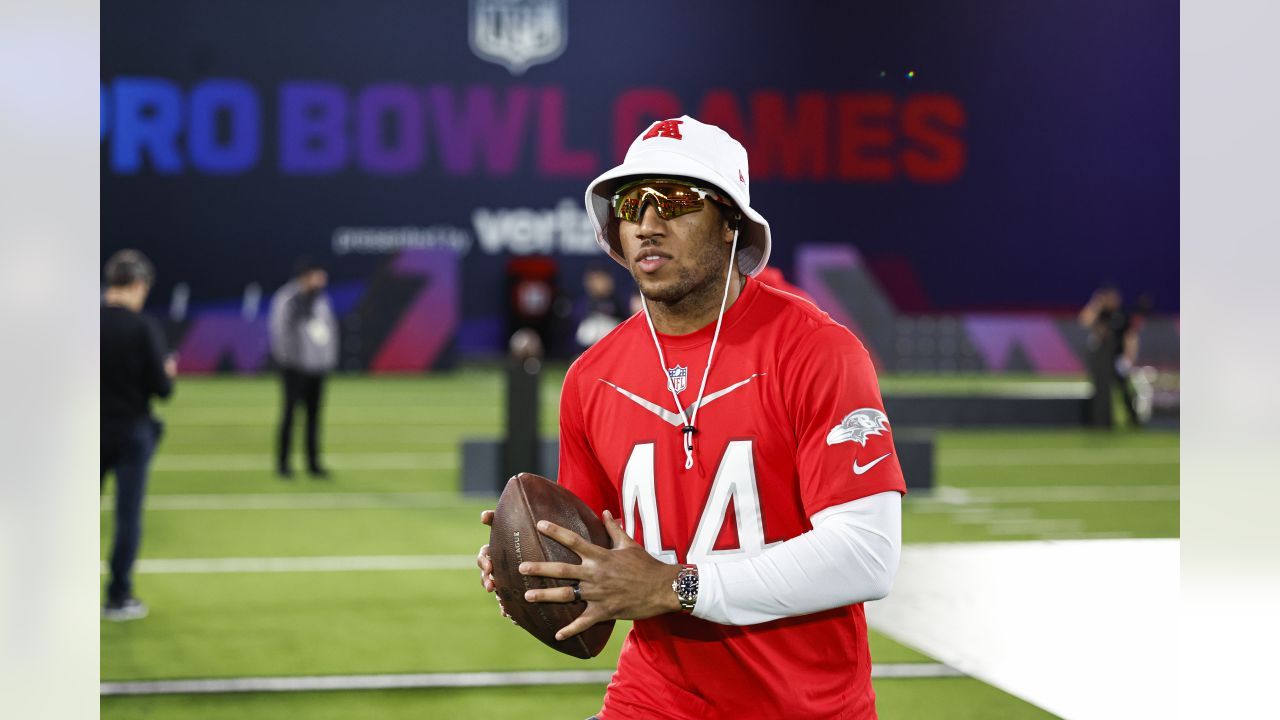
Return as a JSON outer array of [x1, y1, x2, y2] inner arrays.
[[620, 440, 775, 564]]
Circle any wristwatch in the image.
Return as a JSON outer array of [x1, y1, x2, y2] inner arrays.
[[672, 564, 698, 613]]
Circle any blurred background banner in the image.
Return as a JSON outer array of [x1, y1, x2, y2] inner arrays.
[[101, 0, 1177, 371]]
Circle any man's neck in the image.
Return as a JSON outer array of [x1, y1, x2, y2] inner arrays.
[[647, 272, 745, 335]]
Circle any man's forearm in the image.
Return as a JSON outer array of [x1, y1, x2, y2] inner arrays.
[[691, 492, 902, 626]]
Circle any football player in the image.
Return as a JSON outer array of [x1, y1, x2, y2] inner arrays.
[[478, 116, 906, 719]]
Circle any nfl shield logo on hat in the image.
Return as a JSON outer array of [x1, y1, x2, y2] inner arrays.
[[666, 365, 688, 395], [469, 0, 568, 76]]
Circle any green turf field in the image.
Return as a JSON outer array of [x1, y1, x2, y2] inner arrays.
[[101, 371, 1178, 719]]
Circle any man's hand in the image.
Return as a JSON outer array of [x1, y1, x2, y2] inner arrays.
[[477, 510, 496, 592], [476, 510, 513, 621], [520, 510, 682, 641]]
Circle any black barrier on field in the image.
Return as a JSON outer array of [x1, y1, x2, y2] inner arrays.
[[463, 434, 936, 496], [461, 391, 1099, 497], [503, 356, 542, 482], [883, 394, 1087, 428], [462, 438, 560, 497], [464, 335, 555, 495], [894, 431, 936, 491]]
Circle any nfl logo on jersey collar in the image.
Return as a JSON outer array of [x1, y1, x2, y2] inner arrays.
[[666, 366, 688, 395]]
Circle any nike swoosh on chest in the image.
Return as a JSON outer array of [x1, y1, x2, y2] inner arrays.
[[598, 373, 767, 427]]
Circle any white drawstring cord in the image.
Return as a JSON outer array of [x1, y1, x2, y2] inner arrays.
[[641, 228, 740, 470]]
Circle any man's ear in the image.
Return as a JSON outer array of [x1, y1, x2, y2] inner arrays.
[[723, 211, 742, 242]]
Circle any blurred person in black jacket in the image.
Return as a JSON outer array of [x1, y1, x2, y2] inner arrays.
[[269, 258, 338, 479], [101, 249, 175, 621], [574, 264, 624, 350], [1079, 285, 1142, 427]]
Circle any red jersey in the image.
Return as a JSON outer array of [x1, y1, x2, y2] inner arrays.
[[558, 276, 906, 720]]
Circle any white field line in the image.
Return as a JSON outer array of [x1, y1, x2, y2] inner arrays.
[[101, 484, 1178, 513], [173, 419, 499, 427], [984, 518, 1087, 536], [153, 453, 455, 472], [100, 664, 963, 696], [166, 407, 502, 417], [947, 508, 1037, 523], [943, 508, 1089, 536], [101, 492, 471, 512], [163, 407, 501, 426], [1043, 530, 1137, 540], [100, 555, 476, 575], [172, 425, 474, 439], [909, 487, 1162, 539], [886, 381, 1090, 398], [152, 448, 1176, 473], [940, 448, 1177, 466], [970, 485, 1178, 502], [908, 485, 1179, 506]]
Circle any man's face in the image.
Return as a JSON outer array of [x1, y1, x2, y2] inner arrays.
[[617, 197, 731, 306], [302, 270, 328, 291], [1102, 289, 1121, 310], [584, 270, 614, 299], [106, 280, 150, 311]]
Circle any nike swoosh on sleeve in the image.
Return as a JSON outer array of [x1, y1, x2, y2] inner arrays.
[[852, 452, 892, 475]]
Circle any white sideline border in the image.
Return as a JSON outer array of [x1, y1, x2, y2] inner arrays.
[[100, 664, 964, 696], [101, 492, 471, 511], [102, 484, 1178, 512], [866, 539, 1178, 720], [135, 447, 1176, 473], [100, 555, 477, 575], [152, 453, 456, 472]]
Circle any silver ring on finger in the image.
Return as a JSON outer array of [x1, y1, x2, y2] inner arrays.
[[571, 583, 582, 602]]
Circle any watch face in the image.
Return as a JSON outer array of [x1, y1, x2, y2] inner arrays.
[[676, 567, 698, 606]]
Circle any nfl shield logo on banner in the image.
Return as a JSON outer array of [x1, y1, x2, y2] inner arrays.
[[469, 0, 568, 76], [666, 366, 688, 395]]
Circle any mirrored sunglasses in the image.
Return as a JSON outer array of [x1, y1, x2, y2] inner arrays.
[[610, 179, 732, 223]]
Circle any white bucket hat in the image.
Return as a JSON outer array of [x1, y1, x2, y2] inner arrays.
[[584, 115, 771, 277]]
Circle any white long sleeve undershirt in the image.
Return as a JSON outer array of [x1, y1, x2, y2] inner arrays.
[[691, 491, 902, 626]]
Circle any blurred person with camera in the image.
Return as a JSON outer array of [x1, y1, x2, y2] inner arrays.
[[101, 249, 175, 621], [269, 257, 339, 478]]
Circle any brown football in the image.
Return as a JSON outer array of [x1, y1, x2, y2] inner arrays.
[[489, 473, 615, 659]]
